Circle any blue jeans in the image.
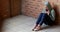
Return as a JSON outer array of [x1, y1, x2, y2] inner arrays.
[[36, 13, 54, 26]]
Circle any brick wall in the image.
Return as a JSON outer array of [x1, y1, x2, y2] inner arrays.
[[22, 0, 60, 24], [21, 0, 45, 18]]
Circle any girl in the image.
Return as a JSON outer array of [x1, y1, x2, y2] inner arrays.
[[32, 1, 55, 31]]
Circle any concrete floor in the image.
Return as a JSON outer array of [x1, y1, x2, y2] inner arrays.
[[2, 15, 60, 32]]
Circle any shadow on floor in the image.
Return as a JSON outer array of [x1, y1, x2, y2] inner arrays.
[[42, 25, 60, 30]]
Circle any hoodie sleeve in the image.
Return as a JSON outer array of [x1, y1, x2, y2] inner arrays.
[[51, 9, 55, 21]]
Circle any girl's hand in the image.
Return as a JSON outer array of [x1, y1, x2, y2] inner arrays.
[[46, 10, 50, 15]]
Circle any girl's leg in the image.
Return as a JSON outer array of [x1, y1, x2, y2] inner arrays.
[[38, 13, 46, 25], [44, 14, 54, 26], [36, 13, 46, 25], [33, 13, 47, 31], [32, 13, 46, 31]]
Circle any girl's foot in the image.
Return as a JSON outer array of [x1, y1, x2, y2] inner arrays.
[[32, 24, 38, 31], [34, 25, 42, 31]]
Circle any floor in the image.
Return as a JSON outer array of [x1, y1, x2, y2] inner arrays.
[[2, 15, 60, 32]]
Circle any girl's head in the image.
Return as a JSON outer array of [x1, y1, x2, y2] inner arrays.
[[45, 7, 50, 15], [46, 7, 49, 11], [44, 1, 49, 11]]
